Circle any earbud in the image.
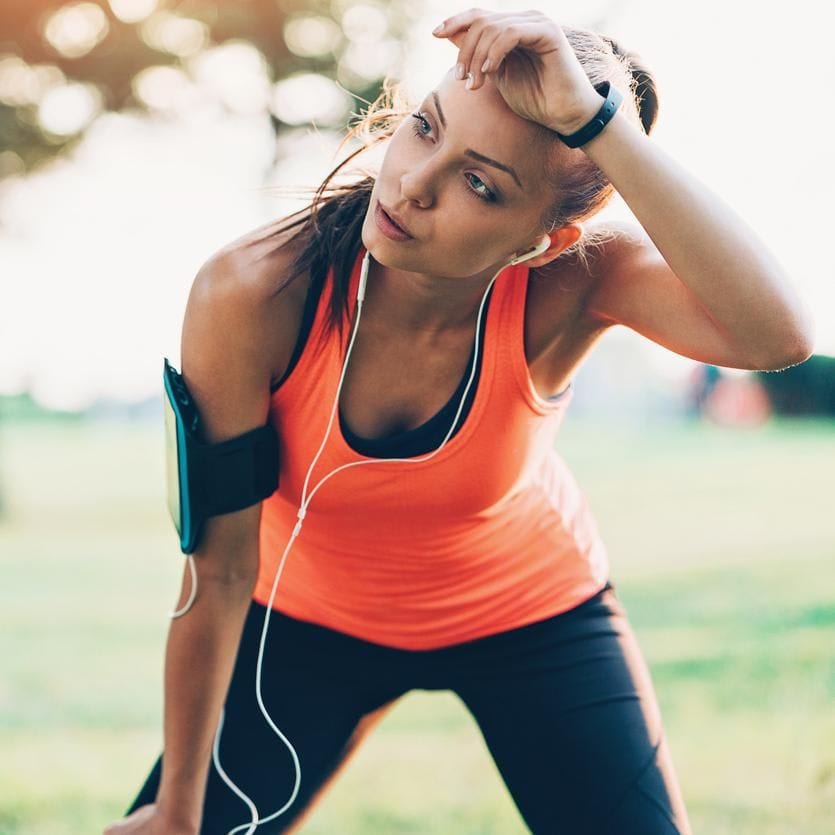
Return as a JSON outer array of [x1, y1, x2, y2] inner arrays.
[[508, 235, 551, 266]]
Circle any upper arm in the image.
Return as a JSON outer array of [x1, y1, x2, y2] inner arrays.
[[582, 220, 759, 370], [178, 248, 283, 571]]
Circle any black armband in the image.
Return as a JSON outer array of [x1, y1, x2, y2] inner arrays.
[[163, 358, 279, 553]]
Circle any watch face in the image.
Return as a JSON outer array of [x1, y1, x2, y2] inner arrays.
[[163, 392, 182, 537]]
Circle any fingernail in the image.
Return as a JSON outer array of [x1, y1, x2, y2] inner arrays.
[[481, 58, 490, 73], [465, 72, 474, 90], [432, 23, 444, 35], [455, 63, 465, 80]]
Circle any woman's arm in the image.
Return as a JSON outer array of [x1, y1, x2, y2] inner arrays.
[[436, 10, 815, 370], [154, 525, 260, 832], [106, 246, 288, 833], [568, 106, 816, 370]]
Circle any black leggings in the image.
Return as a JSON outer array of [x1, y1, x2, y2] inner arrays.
[[127, 581, 692, 834]]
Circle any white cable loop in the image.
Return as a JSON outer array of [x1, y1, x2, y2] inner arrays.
[[168, 552, 197, 619]]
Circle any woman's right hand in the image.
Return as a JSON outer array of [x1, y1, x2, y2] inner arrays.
[[103, 803, 197, 835]]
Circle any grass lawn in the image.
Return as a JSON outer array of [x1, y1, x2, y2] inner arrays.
[[0, 415, 833, 834]]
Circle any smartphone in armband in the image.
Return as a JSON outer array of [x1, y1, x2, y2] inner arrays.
[[162, 357, 280, 554]]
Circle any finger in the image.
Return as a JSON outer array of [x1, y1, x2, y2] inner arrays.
[[433, 7, 491, 38], [466, 21, 527, 90], [471, 20, 541, 90], [457, 18, 495, 86], [103, 804, 154, 832], [433, 8, 493, 79], [434, 12, 532, 91]]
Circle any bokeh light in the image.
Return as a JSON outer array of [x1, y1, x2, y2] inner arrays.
[[0, 57, 65, 107], [187, 41, 271, 115], [108, 0, 158, 25], [270, 72, 351, 126], [43, 2, 110, 60], [284, 14, 343, 59], [132, 65, 194, 111], [38, 81, 102, 135], [140, 12, 210, 59]]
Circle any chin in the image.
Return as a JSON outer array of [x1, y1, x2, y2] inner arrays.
[[360, 224, 381, 259], [360, 223, 402, 266]]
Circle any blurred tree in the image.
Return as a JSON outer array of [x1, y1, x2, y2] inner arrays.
[[0, 0, 413, 177], [755, 354, 835, 417]]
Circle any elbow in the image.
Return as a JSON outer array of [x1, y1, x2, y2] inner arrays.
[[200, 563, 260, 606], [194, 517, 261, 592], [746, 296, 817, 371], [752, 327, 816, 371]]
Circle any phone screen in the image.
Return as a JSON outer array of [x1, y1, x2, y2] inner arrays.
[[163, 392, 182, 536]]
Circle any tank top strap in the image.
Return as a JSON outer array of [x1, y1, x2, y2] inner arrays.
[[297, 243, 364, 367], [342, 245, 366, 350], [502, 261, 576, 413], [494, 259, 527, 364], [488, 260, 532, 401]]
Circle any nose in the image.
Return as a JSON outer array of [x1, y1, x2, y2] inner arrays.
[[399, 160, 437, 209]]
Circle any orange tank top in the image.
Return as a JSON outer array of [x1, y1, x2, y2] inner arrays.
[[254, 243, 610, 650]]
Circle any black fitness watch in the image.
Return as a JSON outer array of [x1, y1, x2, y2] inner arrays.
[[554, 81, 623, 148], [163, 357, 279, 553]]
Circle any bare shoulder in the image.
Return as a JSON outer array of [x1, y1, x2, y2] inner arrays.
[[574, 219, 650, 284], [181, 208, 313, 445], [521, 220, 645, 394], [544, 219, 649, 322], [573, 219, 660, 326], [202, 208, 314, 304], [526, 220, 636, 321]]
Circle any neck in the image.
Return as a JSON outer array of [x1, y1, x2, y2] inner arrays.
[[360, 253, 508, 334]]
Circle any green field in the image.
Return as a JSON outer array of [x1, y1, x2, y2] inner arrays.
[[1, 416, 833, 834]]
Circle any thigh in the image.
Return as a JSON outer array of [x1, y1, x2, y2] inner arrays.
[[126, 601, 408, 834], [450, 586, 692, 835]]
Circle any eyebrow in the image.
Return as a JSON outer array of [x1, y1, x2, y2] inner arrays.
[[431, 90, 524, 190]]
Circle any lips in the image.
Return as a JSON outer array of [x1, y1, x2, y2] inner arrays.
[[378, 201, 414, 238]]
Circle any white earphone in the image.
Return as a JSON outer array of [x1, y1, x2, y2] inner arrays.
[[508, 235, 552, 266], [174, 239, 550, 834]]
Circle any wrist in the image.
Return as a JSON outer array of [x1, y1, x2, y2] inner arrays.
[[156, 794, 202, 834], [157, 810, 200, 835], [550, 91, 606, 136]]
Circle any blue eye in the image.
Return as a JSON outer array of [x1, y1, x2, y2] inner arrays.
[[409, 112, 497, 204]]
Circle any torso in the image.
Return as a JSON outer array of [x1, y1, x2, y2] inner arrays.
[[230, 214, 614, 441]]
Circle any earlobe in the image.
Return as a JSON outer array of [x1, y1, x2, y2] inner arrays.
[[559, 223, 584, 251]]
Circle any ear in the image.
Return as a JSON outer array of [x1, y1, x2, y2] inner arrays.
[[526, 223, 584, 269]]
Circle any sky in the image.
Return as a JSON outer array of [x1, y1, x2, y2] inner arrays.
[[1, 0, 833, 411]]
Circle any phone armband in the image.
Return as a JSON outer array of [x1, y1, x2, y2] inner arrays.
[[163, 357, 279, 553]]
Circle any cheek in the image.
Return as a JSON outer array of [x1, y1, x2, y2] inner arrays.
[[375, 140, 404, 183], [384, 124, 417, 162]]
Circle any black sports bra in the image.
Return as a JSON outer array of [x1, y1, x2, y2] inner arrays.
[[270, 272, 494, 459]]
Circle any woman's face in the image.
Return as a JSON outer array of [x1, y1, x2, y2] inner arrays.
[[362, 68, 561, 280]]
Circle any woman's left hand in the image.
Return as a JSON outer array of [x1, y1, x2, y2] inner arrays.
[[433, 8, 604, 135]]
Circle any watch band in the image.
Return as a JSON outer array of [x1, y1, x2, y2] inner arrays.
[[554, 81, 623, 148]]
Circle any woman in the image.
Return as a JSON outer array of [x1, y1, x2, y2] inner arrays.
[[106, 9, 813, 835]]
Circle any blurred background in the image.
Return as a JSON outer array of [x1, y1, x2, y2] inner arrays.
[[1, 1, 833, 833]]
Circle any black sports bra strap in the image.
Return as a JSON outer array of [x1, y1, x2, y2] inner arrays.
[[270, 273, 322, 394]]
